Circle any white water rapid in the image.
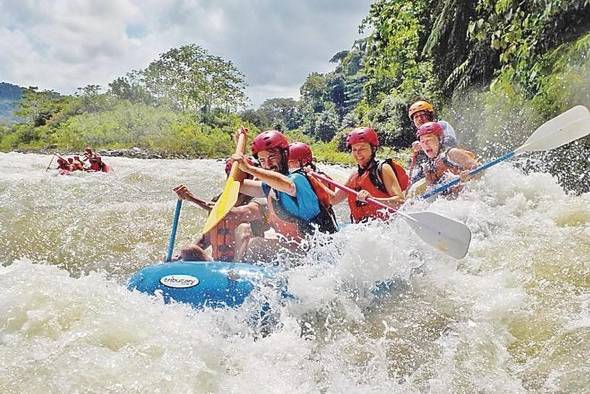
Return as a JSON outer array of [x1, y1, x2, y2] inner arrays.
[[1, 152, 589, 392]]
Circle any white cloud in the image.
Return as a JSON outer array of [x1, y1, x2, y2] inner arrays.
[[0, 0, 371, 106]]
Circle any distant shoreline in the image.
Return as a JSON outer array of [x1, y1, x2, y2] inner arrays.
[[7, 147, 360, 165], [10, 147, 210, 160]]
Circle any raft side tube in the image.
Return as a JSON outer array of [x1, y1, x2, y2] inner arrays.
[[128, 261, 281, 309]]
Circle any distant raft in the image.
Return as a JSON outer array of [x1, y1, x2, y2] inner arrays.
[[127, 261, 284, 309]]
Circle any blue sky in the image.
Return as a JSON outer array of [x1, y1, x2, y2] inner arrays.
[[0, 0, 371, 107]]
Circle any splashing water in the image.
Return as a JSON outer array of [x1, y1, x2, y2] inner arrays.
[[1, 152, 589, 392]]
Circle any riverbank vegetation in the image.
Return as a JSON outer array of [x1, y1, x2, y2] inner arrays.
[[1, 1, 589, 190]]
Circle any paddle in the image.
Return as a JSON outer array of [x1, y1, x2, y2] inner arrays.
[[201, 128, 248, 234], [420, 105, 590, 199], [310, 171, 472, 259], [164, 199, 183, 262], [45, 154, 57, 172]]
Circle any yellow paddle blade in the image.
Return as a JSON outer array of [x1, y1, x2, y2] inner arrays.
[[202, 176, 241, 234]]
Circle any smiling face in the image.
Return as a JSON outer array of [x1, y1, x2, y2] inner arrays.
[[412, 111, 433, 128], [257, 148, 282, 171], [351, 142, 374, 168], [419, 133, 441, 158]]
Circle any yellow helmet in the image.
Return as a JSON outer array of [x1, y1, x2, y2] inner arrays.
[[408, 100, 434, 120]]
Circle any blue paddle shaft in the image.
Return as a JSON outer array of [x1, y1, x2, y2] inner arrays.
[[420, 151, 516, 199], [165, 199, 183, 262]]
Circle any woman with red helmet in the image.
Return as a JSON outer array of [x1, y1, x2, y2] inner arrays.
[[317, 128, 409, 223], [417, 121, 478, 195], [287, 142, 314, 171], [231, 129, 337, 262], [288, 141, 335, 190]]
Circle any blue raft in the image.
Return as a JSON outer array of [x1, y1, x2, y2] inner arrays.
[[128, 261, 282, 309]]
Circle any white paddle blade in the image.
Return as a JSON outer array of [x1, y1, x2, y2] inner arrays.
[[403, 211, 472, 259], [518, 105, 590, 153]]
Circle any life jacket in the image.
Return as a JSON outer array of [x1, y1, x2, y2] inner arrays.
[[265, 172, 338, 242], [208, 217, 239, 261], [422, 147, 475, 193], [302, 170, 339, 233], [316, 170, 336, 191], [89, 161, 101, 171], [347, 159, 409, 223]]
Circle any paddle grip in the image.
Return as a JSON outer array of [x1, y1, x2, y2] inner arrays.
[[420, 151, 516, 199], [165, 199, 183, 262]]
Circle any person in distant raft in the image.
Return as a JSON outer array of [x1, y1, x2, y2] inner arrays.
[[172, 158, 268, 262], [71, 155, 85, 171], [56, 157, 71, 173], [231, 129, 338, 264], [417, 121, 479, 196], [406, 100, 458, 185], [318, 127, 409, 223], [87, 155, 109, 172]]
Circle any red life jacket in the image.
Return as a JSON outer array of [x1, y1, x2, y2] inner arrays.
[[90, 161, 101, 171], [209, 217, 239, 261], [347, 159, 409, 223], [266, 194, 303, 242]]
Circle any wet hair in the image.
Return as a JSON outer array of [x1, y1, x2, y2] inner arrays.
[[278, 149, 289, 175]]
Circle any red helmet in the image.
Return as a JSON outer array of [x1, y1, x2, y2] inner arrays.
[[288, 142, 313, 166], [346, 127, 379, 148], [416, 121, 444, 139], [251, 130, 289, 156]]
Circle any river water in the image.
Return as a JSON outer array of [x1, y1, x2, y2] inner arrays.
[[1, 152, 589, 393]]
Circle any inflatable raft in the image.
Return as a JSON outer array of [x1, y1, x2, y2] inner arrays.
[[128, 261, 283, 309], [128, 259, 405, 310]]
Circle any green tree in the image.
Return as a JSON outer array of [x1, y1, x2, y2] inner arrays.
[[313, 107, 339, 142], [141, 44, 247, 114], [256, 97, 303, 130], [108, 71, 155, 105], [75, 85, 113, 113], [15, 87, 67, 127]]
